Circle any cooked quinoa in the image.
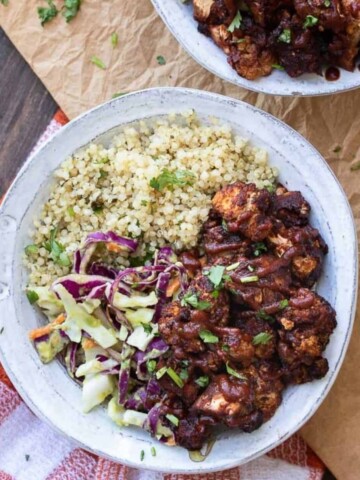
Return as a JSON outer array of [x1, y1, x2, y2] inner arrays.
[[25, 111, 277, 287]]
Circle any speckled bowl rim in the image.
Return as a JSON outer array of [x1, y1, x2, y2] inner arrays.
[[0, 88, 357, 473], [151, 0, 360, 97]]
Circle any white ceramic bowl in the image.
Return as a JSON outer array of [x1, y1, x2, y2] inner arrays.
[[151, 0, 360, 96], [0, 88, 357, 473]]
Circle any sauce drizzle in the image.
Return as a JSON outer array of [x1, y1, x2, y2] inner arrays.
[[325, 66, 340, 81]]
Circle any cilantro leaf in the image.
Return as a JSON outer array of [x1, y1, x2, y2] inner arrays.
[[199, 329, 219, 344], [227, 11, 242, 33], [25, 244, 38, 256], [207, 265, 225, 288], [181, 292, 211, 310], [278, 29, 291, 44], [46, 227, 71, 266], [303, 15, 318, 28], [257, 309, 275, 323], [146, 359, 157, 373], [279, 299, 289, 309], [156, 55, 166, 65], [38, 0, 58, 26], [252, 332, 273, 345], [150, 169, 195, 192], [195, 376, 209, 388], [253, 242, 267, 256], [62, 0, 81, 23]]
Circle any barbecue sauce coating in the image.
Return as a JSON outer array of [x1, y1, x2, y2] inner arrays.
[[156, 181, 336, 449]]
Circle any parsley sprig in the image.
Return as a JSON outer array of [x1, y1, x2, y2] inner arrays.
[[150, 169, 195, 192], [44, 227, 71, 267]]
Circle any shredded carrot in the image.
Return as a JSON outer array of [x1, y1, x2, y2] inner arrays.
[[28, 313, 66, 340], [166, 277, 181, 297], [106, 242, 123, 253], [82, 338, 98, 350]]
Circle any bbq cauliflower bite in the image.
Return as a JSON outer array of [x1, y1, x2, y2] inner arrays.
[[268, 223, 328, 288], [192, 363, 283, 429], [243, 0, 293, 27], [276, 288, 336, 383], [193, 0, 237, 25], [226, 254, 292, 310], [271, 185, 310, 227], [212, 182, 274, 241], [228, 37, 275, 80], [294, 0, 347, 32]]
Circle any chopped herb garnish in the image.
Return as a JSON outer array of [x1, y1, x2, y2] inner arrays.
[[257, 309, 275, 323], [111, 32, 119, 48], [142, 323, 153, 335], [333, 145, 341, 153], [350, 161, 360, 171], [156, 55, 166, 65], [67, 206, 75, 217], [180, 368, 189, 381], [0, 327, 4, 334], [180, 359, 189, 368], [91, 56, 107, 70], [252, 332, 273, 345], [265, 183, 277, 193], [222, 344, 230, 352], [195, 376, 209, 388], [226, 363, 246, 380], [226, 262, 240, 271], [279, 299, 289, 309], [222, 274, 231, 282], [38, 0, 58, 26], [211, 289, 220, 299], [1, 0, 9, 6], [147, 359, 157, 373], [272, 64, 285, 71], [112, 92, 126, 98], [45, 227, 71, 266], [25, 454, 30, 461], [156, 366, 167, 379], [324, 0, 331, 6], [248, 265, 255, 272], [99, 169, 108, 179], [239, 275, 259, 284], [181, 292, 211, 310], [207, 265, 225, 287], [151, 446, 156, 457], [150, 168, 195, 192], [167, 367, 184, 388], [303, 15, 318, 28], [141, 200, 148, 206], [62, 0, 81, 23], [227, 10, 242, 32], [253, 242, 267, 256], [26, 290, 39, 305], [129, 249, 154, 267], [235, 38, 246, 43], [166, 414, 179, 426], [221, 219, 228, 231], [199, 329, 219, 344], [278, 28, 291, 44], [92, 204, 104, 215], [140, 450, 145, 461], [25, 244, 38, 256]]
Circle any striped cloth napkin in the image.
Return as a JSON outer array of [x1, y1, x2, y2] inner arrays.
[[0, 111, 326, 480]]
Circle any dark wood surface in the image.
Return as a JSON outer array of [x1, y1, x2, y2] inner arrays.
[[0, 25, 337, 480], [0, 27, 57, 197]]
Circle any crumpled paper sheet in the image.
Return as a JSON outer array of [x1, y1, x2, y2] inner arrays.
[[1, 0, 360, 478]]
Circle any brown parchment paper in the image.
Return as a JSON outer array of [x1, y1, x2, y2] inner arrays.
[[1, 0, 360, 477]]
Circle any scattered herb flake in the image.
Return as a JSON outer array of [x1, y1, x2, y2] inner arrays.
[[239, 275, 259, 284], [265, 183, 277, 193], [151, 446, 156, 457], [112, 92, 126, 98], [167, 367, 184, 388], [141, 200, 148, 206], [211, 289, 220, 299], [99, 169, 108, 179], [67, 206, 75, 217], [226, 363, 246, 380], [1, 0, 9, 5], [25, 454, 30, 461], [195, 376, 209, 388], [221, 219, 228, 231], [46, 227, 71, 266], [222, 344, 230, 352], [279, 299, 289, 309], [150, 169, 195, 192], [350, 161, 360, 171], [147, 359, 157, 373], [228, 10, 242, 32], [253, 242, 267, 256], [62, 0, 81, 23], [199, 329, 219, 344], [181, 292, 211, 310], [91, 56, 107, 70], [166, 413, 179, 426], [38, 0, 58, 26], [142, 323, 153, 335], [257, 309, 275, 323], [156, 55, 166, 65], [111, 32, 119, 48], [140, 450, 145, 461], [25, 244, 38, 256], [252, 332, 273, 345], [278, 28, 291, 44], [180, 368, 189, 381], [324, 0, 331, 6], [333, 145, 342, 153], [26, 290, 39, 305], [272, 64, 285, 70], [248, 265, 255, 272], [303, 15, 318, 28]]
